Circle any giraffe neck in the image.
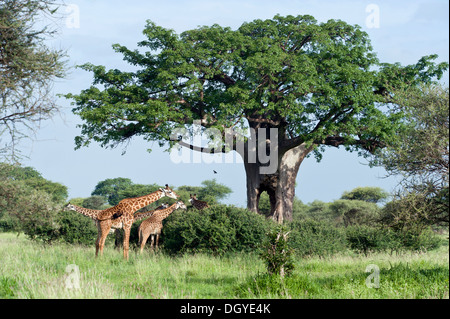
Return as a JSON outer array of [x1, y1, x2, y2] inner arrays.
[[124, 190, 164, 213], [133, 207, 162, 222], [150, 204, 178, 222], [69, 204, 101, 220]]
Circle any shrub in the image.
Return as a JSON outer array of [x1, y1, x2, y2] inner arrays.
[[260, 226, 295, 277], [345, 225, 391, 255], [345, 225, 443, 255], [162, 205, 271, 255], [328, 200, 381, 227], [57, 210, 98, 245], [393, 228, 442, 252], [287, 220, 348, 257], [9, 188, 62, 244]]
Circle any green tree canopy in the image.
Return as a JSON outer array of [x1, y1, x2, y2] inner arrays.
[[341, 186, 389, 204], [82, 195, 108, 210], [0, 162, 68, 202], [66, 14, 448, 223], [91, 177, 133, 206], [197, 179, 232, 205], [0, 163, 67, 241], [375, 84, 449, 229]]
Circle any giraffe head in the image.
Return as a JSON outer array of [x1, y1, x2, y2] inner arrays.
[[189, 194, 197, 204], [159, 184, 179, 200], [63, 203, 76, 211], [175, 201, 187, 210]]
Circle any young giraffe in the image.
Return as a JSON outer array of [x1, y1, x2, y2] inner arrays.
[[138, 201, 187, 253], [189, 194, 209, 210], [112, 203, 170, 248], [68, 185, 178, 260]]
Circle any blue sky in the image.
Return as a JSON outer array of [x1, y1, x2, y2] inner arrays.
[[21, 0, 449, 206]]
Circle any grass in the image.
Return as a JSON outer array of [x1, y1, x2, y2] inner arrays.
[[0, 232, 448, 299]]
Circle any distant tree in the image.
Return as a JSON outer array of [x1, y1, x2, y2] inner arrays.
[[341, 186, 389, 204], [117, 183, 163, 211], [0, 162, 68, 203], [197, 179, 232, 205], [82, 195, 108, 210], [0, 0, 67, 160], [329, 199, 380, 227], [176, 179, 232, 206], [302, 200, 331, 222], [91, 177, 133, 206], [66, 197, 85, 206], [0, 162, 41, 179], [0, 163, 67, 242]]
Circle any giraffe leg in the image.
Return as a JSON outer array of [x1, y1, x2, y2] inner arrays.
[[98, 221, 111, 257], [95, 225, 101, 257], [155, 234, 160, 252], [123, 226, 131, 261], [149, 234, 155, 252], [138, 228, 142, 251], [114, 229, 124, 249], [140, 231, 150, 254]]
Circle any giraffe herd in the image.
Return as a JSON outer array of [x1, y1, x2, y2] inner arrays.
[[63, 185, 208, 260]]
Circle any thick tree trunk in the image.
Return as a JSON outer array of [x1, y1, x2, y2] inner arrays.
[[245, 143, 313, 223]]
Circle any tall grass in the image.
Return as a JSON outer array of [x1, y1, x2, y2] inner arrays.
[[0, 233, 448, 299]]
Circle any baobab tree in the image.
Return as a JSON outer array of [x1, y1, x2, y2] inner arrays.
[[66, 15, 447, 223]]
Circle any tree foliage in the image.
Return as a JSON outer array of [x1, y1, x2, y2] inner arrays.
[[65, 14, 447, 222], [91, 177, 133, 206], [0, 0, 67, 160], [341, 186, 389, 204], [67, 15, 447, 154], [374, 84, 449, 229], [197, 179, 232, 205], [328, 199, 380, 227], [0, 162, 67, 241]]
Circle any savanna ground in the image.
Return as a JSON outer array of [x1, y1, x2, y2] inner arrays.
[[0, 232, 448, 299]]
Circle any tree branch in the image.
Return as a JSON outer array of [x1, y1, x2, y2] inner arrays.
[[320, 136, 385, 154]]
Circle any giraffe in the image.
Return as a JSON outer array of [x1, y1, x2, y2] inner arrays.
[[138, 201, 187, 253], [63, 203, 115, 233], [64, 203, 101, 221], [63, 203, 169, 234], [189, 194, 209, 210], [112, 203, 170, 248], [96, 184, 177, 220], [67, 184, 178, 260]]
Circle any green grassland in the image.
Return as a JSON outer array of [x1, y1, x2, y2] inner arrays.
[[0, 232, 448, 299]]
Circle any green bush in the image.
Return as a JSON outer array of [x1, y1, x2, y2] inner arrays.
[[287, 220, 348, 257], [58, 210, 98, 245], [328, 200, 381, 227], [393, 228, 442, 252], [345, 225, 443, 255], [345, 225, 391, 255], [162, 205, 272, 255]]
